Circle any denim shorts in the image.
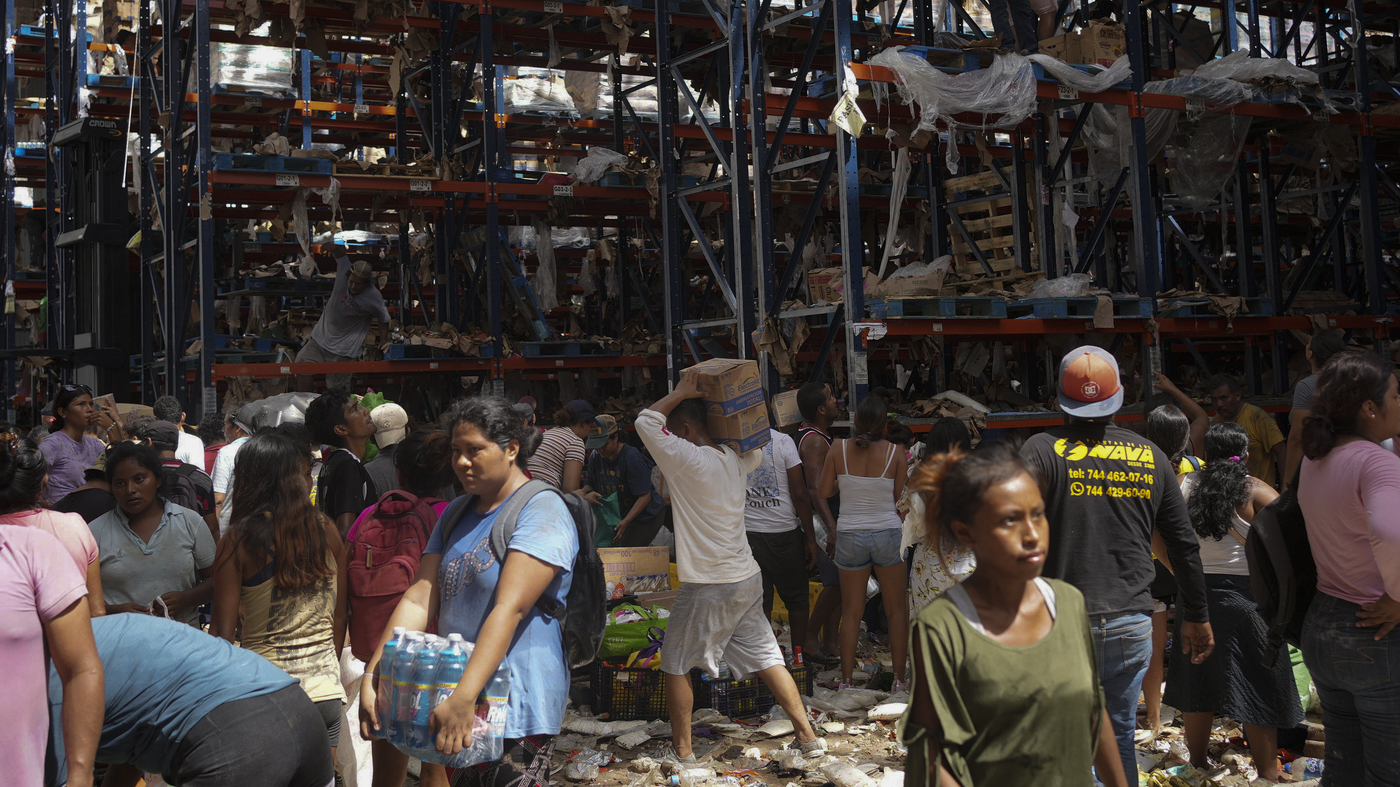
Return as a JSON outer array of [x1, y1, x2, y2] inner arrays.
[[834, 528, 904, 570]]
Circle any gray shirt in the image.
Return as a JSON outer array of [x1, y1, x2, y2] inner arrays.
[[364, 444, 399, 500], [310, 256, 393, 357], [1292, 373, 1317, 411], [90, 500, 217, 626]]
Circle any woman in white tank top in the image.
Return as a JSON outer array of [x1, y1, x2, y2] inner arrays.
[[818, 396, 910, 690]]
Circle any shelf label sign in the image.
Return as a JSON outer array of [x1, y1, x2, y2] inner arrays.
[[354, 104, 370, 114], [244, 96, 262, 107], [544, 1, 564, 11], [553, 184, 574, 197], [276, 174, 300, 187], [1057, 84, 1079, 101], [409, 179, 431, 191]]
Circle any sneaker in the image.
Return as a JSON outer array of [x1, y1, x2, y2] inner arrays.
[[795, 737, 828, 756]]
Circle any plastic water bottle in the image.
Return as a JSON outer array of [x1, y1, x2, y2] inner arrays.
[[389, 632, 427, 745], [432, 634, 470, 711], [407, 637, 446, 749], [376, 627, 406, 739], [473, 660, 512, 759]]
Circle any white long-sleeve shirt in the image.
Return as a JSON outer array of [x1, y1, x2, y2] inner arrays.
[[635, 408, 761, 585]]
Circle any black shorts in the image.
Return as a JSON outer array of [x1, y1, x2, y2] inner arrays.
[[746, 528, 811, 617], [167, 685, 334, 787]]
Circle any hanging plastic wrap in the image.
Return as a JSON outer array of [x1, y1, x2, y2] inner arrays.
[[877, 148, 911, 277], [1192, 50, 1337, 116], [236, 392, 320, 431], [210, 43, 295, 95], [867, 48, 1131, 172], [571, 147, 629, 183], [1168, 113, 1253, 210], [510, 225, 591, 250], [504, 67, 577, 116], [531, 219, 560, 311]]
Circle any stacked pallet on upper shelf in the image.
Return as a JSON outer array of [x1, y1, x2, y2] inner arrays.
[[944, 168, 1036, 277]]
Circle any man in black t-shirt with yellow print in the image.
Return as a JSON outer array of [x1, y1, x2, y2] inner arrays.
[[1021, 346, 1214, 787]]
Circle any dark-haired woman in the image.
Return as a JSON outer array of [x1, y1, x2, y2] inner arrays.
[[0, 443, 104, 617], [1140, 403, 1197, 735], [1163, 422, 1301, 782], [361, 396, 578, 787], [212, 432, 348, 764], [347, 430, 454, 787], [525, 399, 593, 492], [906, 418, 975, 620], [1296, 352, 1400, 784], [897, 443, 1126, 787], [39, 384, 105, 503], [88, 443, 215, 622], [818, 396, 909, 691]]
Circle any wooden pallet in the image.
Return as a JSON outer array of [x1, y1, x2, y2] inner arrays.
[[1008, 297, 1153, 318], [214, 154, 334, 175], [1157, 297, 1275, 317], [867, 296, 1009, 319], [521, 340, 620, 358]]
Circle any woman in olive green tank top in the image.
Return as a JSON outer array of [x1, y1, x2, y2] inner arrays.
[[212, 432, 348, 764], [898, 443, 1126, 787]]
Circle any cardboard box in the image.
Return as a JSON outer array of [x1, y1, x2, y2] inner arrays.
[[806, 267, 845, 304], [1078, 21, 1125, 66], [1039, 33, 1077, 62], [872, 265, 950, 298], [686, 358, 764, 416], [598, 546, 672, 588], [708, 401, 772, 454], [771, 390, 802, 428]]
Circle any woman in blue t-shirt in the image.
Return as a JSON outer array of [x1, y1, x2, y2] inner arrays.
[[359, 396, 577, 787]]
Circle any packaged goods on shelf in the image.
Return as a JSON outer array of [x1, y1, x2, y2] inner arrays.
[[210, 43, 295, 95], [504, 67, 578, 116]]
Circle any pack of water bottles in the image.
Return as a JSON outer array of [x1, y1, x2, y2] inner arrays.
[[376, 628, 511, 767]]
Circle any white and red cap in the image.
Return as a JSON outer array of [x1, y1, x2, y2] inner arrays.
[[1057, 345, 1124, 418]]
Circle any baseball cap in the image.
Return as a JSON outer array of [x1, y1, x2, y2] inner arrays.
[[1057, 345, 1124, 418], [349, 259, 375, 280], [565, 399, 596, 422], [370, 402, 409, 447], [140, 419, 180, 447], [586, 415, 619, 450], [84, 452, 107, 478], [513, 402, 535, 418]]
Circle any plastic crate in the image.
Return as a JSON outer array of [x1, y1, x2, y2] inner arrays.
[[693, 664, 813, 719], [594, 663, 669, 721]]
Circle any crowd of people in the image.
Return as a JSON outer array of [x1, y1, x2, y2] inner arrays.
[[5, 335, 1399, 787]]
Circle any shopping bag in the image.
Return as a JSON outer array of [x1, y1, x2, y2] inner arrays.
[[593, 492, 621, 548]]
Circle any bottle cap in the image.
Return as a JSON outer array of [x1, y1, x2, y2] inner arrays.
[[393, 626, 406, 636]]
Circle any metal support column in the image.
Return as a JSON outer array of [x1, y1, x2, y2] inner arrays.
[[834, 0, 868, 404]]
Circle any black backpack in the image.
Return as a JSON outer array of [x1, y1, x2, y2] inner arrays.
[[442, 480, 606, 669], [163, 463, 210, 517], [1244, 488, 1317, 667]]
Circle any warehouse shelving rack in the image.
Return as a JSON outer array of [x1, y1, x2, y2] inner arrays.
[[3, 0, 1399, 422]]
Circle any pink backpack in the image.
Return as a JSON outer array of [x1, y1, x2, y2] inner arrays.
[[347, 490, 442, 661]]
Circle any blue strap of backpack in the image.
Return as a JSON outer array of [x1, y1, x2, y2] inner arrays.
[[439, 481, 567, 620]]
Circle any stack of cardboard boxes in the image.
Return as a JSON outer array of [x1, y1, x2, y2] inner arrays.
[[685, 359, 771, 454], [1039, 21, 1126, 67]]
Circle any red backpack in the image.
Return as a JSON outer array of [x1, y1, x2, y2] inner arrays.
[[347, 490, 443, 661]]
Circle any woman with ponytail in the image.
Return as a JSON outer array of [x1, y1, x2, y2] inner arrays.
[[818, 396, 910, 690], [1162, 422, 1301, 782], [897, 443, 1125, 787], [1295, 352, 1400, 783], [0, 441, 105, 617]]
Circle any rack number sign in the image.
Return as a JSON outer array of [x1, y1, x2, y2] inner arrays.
[[276, 174, 300, 187], [354, 104, 370, 114], [544, 1, 563, 11], [244, 96, 262, 107], [553, 184, 574, 197], [1057, 84, 1079, 101], [409, 179, 431, 192]]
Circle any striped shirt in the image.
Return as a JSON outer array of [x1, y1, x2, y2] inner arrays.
[[527, 427, 585, 488]]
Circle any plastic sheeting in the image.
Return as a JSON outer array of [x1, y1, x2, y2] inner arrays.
[[211, 43, 294, 95], [504, 67, 577, 116], [877, 148, 911, 277], [571, 146, 629, 183], [531, 218, 560, 311], [867, 47, 1132, 172], [235, 392, 318, 431]]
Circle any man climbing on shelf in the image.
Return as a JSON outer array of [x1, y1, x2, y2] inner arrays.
[[295, 252, 392, 392]]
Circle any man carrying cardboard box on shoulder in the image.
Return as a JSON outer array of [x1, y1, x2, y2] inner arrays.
[[635, 367, 825, 763]]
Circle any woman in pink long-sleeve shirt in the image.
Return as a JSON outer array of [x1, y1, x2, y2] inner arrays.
[[1296, 352, 1400, 784]]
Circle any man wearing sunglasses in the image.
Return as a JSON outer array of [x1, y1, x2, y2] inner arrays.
[[295, 253, 392, 392]]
